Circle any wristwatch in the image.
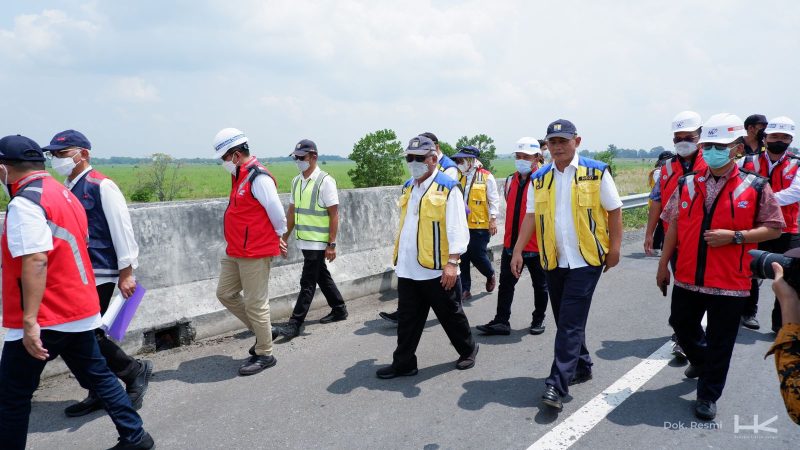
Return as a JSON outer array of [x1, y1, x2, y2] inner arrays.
[[327, 242, 337, 248], [733, 231, 745, 245], [447, 258, 460, 266]]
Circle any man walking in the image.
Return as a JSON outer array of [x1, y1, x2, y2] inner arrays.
[[43, 129, 153, 417], [0, 135, 153, 450], [213, 128, 287, 376], [275, 139, 347, 338]]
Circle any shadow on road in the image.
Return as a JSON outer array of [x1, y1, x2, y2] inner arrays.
[[458, 376, 547, 410], [595, 336, 671, 361], [29, 400, 98, 434], [353, 318, 438, 337], [152, 355, 240, 384], [327, 359, 454, 398], [736, 327, 775, 345], [473, 329, 528, 345], [606, 379, 698, 428]]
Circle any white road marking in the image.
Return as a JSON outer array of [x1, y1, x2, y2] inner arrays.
[[528, 340, 674, 450]]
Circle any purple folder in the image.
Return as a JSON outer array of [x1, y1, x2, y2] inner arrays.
[[107, 283, 146, 341]]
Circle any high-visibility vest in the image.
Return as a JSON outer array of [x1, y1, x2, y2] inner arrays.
[[223, 158, 280, 258], [2, 171, 100, 328], [742, 152, 800, 234], [659, 152, 707, 231], [532, 158, 611, 270], [393, 172, 459, 270], [438, 154, 457, 174], [674, 167, 765, 291], [460, 168, 492, 230], [292, 171, 331, 243]]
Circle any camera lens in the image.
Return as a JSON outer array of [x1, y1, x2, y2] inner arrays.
[[749, 249, 794, 280]]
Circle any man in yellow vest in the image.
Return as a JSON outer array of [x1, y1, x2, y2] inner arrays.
[[275, 139, 347, 338], [511, 119, 623, 411], [377, 135, 477, 378], [453, 145, 499, 301]]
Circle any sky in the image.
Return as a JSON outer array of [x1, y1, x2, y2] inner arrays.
[[1, 0, 798, 159]]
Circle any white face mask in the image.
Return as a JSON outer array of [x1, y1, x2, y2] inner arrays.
[[515, 159, 533, 174], [408, 161, 429, 179], [457, 161, 472, 173], [295, 160, 310, 172], [51, 153, 78, 177], [0, 165, 9, 198], [674, 141, 697, 157], [222, 160, 237, 175]]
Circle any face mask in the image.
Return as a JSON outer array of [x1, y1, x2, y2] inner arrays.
[[515, 159, 533, 174], [295, 160, 310, 172], [0, 165, 9, 198], [703, 146, 732, 169], [51, 154, 78, 176], [674, 141, 697, 158], [767, 141, 790, 155], [408, 161, 428, 179], [457, 162, 470, 173], [222, 160, 237, 175]]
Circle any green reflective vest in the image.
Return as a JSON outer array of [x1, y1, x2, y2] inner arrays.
[[292, 171, 331, 243]]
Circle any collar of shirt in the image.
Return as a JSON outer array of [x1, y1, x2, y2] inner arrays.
[[413, 170, 437, 190], [554, 152, 580, 174], [65, 166, 93, 190], [301, 166, 322, 183], [763, 152, 787, 173]]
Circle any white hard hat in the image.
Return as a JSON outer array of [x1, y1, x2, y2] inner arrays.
[[213, 128, 248, 158], [765, 116, 796, 138], [671, 111, 702, 133], [699, 113, 746, 145], [515, 137, 542, 155]]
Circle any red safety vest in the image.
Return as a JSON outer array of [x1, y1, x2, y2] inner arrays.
[[659, 152, 707, 231], [674, 166, 765, 291], [223, 158, 281, 258], [742, 152, 800, 234], [504, 172, 538, 252], [2, 172, 100, 328]]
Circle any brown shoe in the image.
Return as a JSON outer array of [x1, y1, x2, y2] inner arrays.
[[486, 274, 496, 293], [461, 291, 472, 302]]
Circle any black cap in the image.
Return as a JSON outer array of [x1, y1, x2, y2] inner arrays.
[[292, 139, 318, 155], [545, 119, 578, 140], [657, 150, 675, 161], [744, 114, 768, 128], [0, 135, 46, 162], [420, 132, 438, 144], [42, 129, 92, 152]]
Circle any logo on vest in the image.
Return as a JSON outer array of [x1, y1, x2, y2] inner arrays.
[[578, 175, 598, 181], [681, 201, 688, 209], [786, 174, 795, 180], [62, 190, 72, 202], [663, 174, 668, 180], [737, 200, 749, 209], [697, 176, 706, 182]]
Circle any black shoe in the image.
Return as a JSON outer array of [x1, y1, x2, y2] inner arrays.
[[694, 399, 716, 421], [124, 360, 153, 410], [271, 327, 279, 339], [476, 321, 511, 335], [456, 344, 479, 370], [319, 309, 348, 324], [276, 322, 301, 338], [376, 365, 418, 379], [379, 311, 399, 323], [249, 344, 256, 356], [108, 431, 155, 450], [541, 385, 563, 411], [741, 315, 760, 330], [684, 364, 701, 379], [529, 318, 546, 335], [671, 342, 687, 361], [569, 372, 593, 386], [238, 355, 277, 376], [64, 391, 103, 417]]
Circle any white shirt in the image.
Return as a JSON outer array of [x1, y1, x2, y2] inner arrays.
[[66, 167, 139, 286], [249, 167, 288, 236], [3, 195, 101, 341], [526, 154, 623, 269], [462, 167, 500, 218], [737, 154, 800, 207], [289, 166, 339, 250], [395, 171, 470, 280], [436, 152, 460, 182]]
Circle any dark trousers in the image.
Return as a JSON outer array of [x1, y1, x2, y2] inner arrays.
[[0, 330, 145, 450], [393, 277, 476, 371], [671, 285, 744, 402], [744, 233, 800, 329], [460, 229, 495, 293], [290, 249, 346, 324], [652, 219, 665, 250], [96, 283, 139, 379], [545, 265, 603, 396], [494, 250, 549, 325]]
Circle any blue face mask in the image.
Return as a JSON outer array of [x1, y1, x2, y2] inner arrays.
[[702, 145, 732, 169]]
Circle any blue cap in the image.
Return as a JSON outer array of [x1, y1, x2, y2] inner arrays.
[[406, 135, 436, 155], [0, 135, 46, 162], [292, 139, 318, 156], [545, 119, 578, 140], [452, 145, 480, 159], [42, 129, 92, 152]]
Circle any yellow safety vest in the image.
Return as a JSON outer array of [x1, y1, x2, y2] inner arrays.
[[460, 168, 491, 230], [532, 158, 611, 270], [292, 171, 331, 243], [393, 172, 458, 270]]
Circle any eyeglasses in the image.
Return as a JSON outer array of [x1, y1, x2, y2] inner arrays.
[[292, 154, 308, 161], [673, 135, 699, 144], [45, 150, 78, 160], [405, 154, 430, 163]]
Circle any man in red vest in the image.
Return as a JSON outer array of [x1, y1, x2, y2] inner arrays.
[[0, 135, 153, 450], [213, 128, 287, 376], [476, 137, 549, 336], [740, 116, 799, 332], [657, 113, 784, 421]]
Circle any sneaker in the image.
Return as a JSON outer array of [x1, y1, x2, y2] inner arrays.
[[379, 311, 398, 323], [64, 391, 102, 417], [476, 321, 511, 335], [541, 385, 563, 411], [694, 399, 716, 421], [320, 309, 348, 324], [529, 318, 546, 335], [456, 344, 479, 370], [238, 355, 277, 376], [109, 431, 155, 449], [376, 365, 418, 379], [741, 315, 760, 330], [124, 360, 153, 410]]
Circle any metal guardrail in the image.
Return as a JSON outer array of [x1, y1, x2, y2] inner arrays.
[[620, 193, 650, 210]]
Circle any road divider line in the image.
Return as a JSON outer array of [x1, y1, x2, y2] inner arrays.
[[528, 339, 674, 450]]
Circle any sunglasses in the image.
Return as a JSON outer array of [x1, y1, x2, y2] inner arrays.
[[673, 135, 699, 144], [405, 154, 431, 163], [701, 143, 733, 151], [292, 154, 308, 161]]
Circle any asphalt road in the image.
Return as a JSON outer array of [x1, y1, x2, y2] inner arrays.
[[24, 230, 800, 449]]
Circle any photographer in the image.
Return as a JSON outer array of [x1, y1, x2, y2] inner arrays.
[[766, 259, 800, 425]]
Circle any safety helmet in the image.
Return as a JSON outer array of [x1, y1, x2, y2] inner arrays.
[[765, 116, 796, 138], [699, 113, 746, 145], [671, 111, 702, 133], [213, 128, 248, 158]]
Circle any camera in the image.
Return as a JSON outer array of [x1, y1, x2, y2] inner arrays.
[[749, 249, 800, 288]]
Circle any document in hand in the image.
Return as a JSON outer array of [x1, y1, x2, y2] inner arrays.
[[100, 283, 147, 341]]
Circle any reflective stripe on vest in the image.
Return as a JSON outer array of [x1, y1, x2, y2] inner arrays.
[[47, 221, 90, 285], [292, 171, 331, 242]]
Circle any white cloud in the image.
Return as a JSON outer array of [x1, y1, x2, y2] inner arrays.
[[0, 9, 98, 64], [109, 77, 161, 103]]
